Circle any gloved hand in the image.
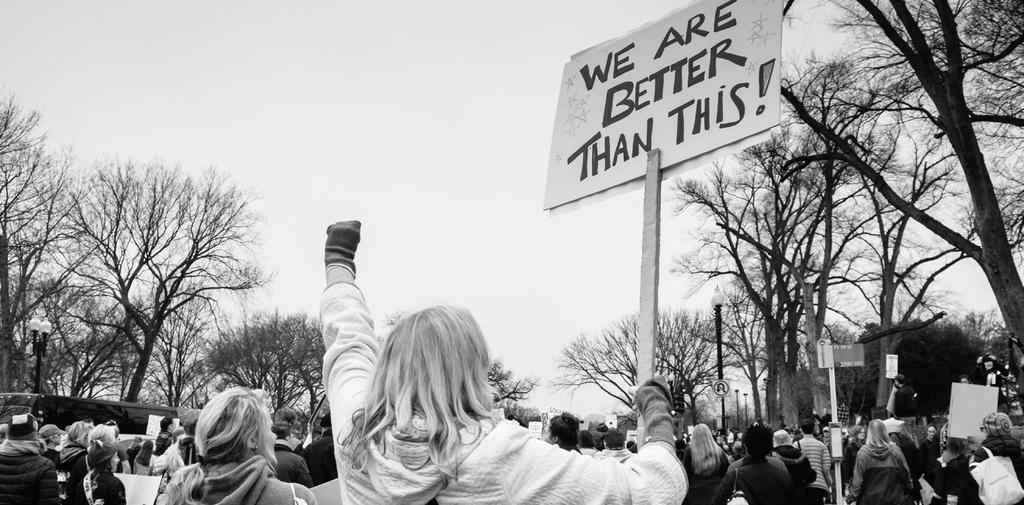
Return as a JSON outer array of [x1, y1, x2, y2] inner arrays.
[[634, 377, 674, 447], [324, 221, 361, 273]]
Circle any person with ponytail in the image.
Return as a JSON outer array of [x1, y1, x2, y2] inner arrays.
[[320, 221, 686, 505], [162, 388, 317, 505], [73, 424, 125, 505]]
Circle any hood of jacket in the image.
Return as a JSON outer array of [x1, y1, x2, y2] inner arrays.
[[863, 443, 894, 460], [773, 445, 808, 465], [200, 456, 272, 505], [984, 434, 1023, 458], [359, 415, 495, 505], [602, 448, 633, 463], [58, 443, 86, 466]]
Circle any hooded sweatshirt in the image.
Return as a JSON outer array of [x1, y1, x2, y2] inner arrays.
[[163, 456, 316, 505], [774, 445, 816, 505], [847, 443, 912, 505], [321, 279, 687, 505]]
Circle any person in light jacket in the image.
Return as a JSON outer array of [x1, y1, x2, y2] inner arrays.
[[320, 221, 687, 505]]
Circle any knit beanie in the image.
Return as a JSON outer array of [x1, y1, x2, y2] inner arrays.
[[7, 414, 38, 441], [87, 439, 118, 469], [984, 412, 1013, 437]]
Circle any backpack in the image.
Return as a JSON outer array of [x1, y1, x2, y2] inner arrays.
[[971, 446, 1024, 505]]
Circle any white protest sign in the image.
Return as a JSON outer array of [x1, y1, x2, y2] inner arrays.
[[948, 382, 999, 438], [545, 0, 782, 210], [145, 415, 163, 436], [885, 354, 899, 379], [606, 415, 618, 430], [116, 474, 161, 505], [528, 421, 543, 440], [310, 478, 341, 505], [626, 430, 638, 444]]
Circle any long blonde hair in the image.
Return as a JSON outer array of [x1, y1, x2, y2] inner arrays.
[[865, 419, 893, 449], [165, 388, 276, 505], [344, 305, 495, 478], [688, 424, 726, 476]]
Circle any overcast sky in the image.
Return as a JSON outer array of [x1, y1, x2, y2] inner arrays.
[[1, 0, 998, 415]]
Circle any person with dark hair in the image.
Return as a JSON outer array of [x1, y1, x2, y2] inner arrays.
[[273, 407, 304, 453], [601, 430, 632, 463], [712, 423, 795, 505], [578, 430, 597, 457], [547, 413, 581, 453], [626, 441, 637, 454], [841, 425, 865, 491], [271, 420, 314, 487], [919, 424, 941, 488], [797, 419, 833, 505], [594, 422, 609, 451], [891, 374, 918, 419], [302, 415, 338, 487], [134, 440, 154, 476]]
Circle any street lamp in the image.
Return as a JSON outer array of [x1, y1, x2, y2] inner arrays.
[[734, 389, 740, 429], [29, 317, 52, 394], [743, 393, 749, 427], [711, 285, 725, 430]]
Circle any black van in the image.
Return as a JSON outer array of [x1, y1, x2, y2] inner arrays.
[[0, 393, 180, 434]]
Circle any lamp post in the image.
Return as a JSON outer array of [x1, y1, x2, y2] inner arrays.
[[734, 389, 740, 429], [29, 317, 52, 394], [711, 286, 725, 430], [743, 393, 749, 427]]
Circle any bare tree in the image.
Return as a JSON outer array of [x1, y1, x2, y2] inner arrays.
[[148, 300, 213, 408], [0, 95, 78, 391], [488, 360, 538, 405], [720, 286, 767, 420], [70, 160, 267, 401], [553, 311, 718, 423]]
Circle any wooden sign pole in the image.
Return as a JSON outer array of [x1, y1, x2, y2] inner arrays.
[[637, 149, 662, 446]]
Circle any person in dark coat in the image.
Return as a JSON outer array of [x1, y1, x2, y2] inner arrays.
[[0, 414, 59, 505], [919, 425, 942, 487], [271, 420, 314, 487], [772, 429, 816, 505], [886, 419, 923, 501], [841, 425, 864, 491], [302, 415, 338, 486], [57, 420, 91, 503], [73, 433, 125, 505], [973, 355, 1011, 406], [892, 374, 918, 418], [713, 423, 796, 505], [38, 424, 64, 466], [683, 424, 731, 505], [935, 436, 982, 505]]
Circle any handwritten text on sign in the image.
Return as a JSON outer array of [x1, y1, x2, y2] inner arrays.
[[544, 0, 782, 210]]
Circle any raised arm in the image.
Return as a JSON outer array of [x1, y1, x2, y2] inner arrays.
[[320, 221, 379, 444]]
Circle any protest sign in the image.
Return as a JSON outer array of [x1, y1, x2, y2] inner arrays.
[[545, 0, 782, 211], [885, 354, 899, 379], [145, 414, 163, 436], [626, 430, 638, 444], [528, 421, 543, 439], [311, 479, 341, 505], [948, 382, 999, 438], [606, 415, 618, 430], [116, 474, 161, 505]]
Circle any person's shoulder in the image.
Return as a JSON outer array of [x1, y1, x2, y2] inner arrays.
[[263, 478, 316, 504]]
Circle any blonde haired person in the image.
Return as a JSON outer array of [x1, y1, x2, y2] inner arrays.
[[320, 221, 686, 505], [846, 419, 912, 505], [163, 388, 317, 505], [73, 424, 125, 505], [681, 424, 730, 505]]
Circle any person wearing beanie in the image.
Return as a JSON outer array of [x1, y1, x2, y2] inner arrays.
[[302, 415, 338, 486], [884, 418, 923, 500], [0, 414, 59, 505], [318, 220, 686, 504], [974, 411, 1024, 487], [74, 426, 125, 505], [272, 420, 314, 487], [37, 424, 64, 466], [771, 429, 816, 505]]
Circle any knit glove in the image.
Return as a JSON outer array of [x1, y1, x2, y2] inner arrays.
[[324, 221, 361, 274], [634, 377, 675, 447]]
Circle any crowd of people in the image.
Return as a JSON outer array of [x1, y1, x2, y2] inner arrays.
[[6, 220, 1024, 505]]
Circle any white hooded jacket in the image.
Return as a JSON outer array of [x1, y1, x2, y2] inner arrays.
[[321, 275, 687, 505]]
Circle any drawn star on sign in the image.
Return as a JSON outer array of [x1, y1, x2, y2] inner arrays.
[[562, 92, 589, 138], [748, 13, 772, 46], [563, 75, 577, 91], [745, 60, 758, 76]]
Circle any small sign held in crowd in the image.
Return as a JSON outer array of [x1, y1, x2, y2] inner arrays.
[[885, 354, 899, 379], [528, 421, 543, 440]]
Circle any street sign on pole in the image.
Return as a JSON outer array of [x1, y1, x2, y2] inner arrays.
[[712, 379, 731, 398], [817, 340, 834, 369], [832, 344, 865, 367]]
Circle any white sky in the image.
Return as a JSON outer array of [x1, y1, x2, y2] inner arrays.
[[1, 0, 998, 415]]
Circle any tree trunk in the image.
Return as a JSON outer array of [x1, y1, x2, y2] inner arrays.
[[0, 233, 12, 392], [125, 334, 155, 402]]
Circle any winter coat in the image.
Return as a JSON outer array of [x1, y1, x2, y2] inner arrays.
[[73, 468, 125, 505], [842, 440, 862, 487], [321, 279, 687, 505], [600, 448, 633, 463], [0, 441, 59, 505], [846, 443, 912, 505], [682, 448, 729, 505], [273, 441, 314, 488], [162, 455, 316, 505], [919, 437, 941, 485], [774, 445, 816, 505], [301, 431, 338, 487], [57, 443, 87, 501], [973, 434, 1024, 491], [935, 454, 982, 505], [796, 436, 833, 493], [893, 385, 917, 417], [711, 455, 795, 505]]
